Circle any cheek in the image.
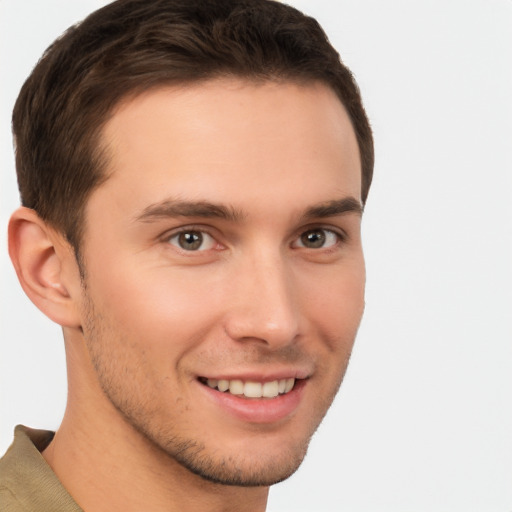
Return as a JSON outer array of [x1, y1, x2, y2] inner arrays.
[[299, 261, 366, 332], [82, 259, 225, 364]]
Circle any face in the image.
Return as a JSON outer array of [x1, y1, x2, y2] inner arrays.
[[77, 79, 364, 486]]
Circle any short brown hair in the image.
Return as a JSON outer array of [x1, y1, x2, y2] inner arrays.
[[13, 0, 374, 251]]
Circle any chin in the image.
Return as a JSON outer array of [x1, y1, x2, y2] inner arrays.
[[167, 439, 310, 487], [126, 413, 314, 487]]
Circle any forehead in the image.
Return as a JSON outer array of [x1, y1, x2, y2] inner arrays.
[[91, 78, 361, 220]]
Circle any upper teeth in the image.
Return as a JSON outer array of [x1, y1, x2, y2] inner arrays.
[[205, 378, 295, 398]]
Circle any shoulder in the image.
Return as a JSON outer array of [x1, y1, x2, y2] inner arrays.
[[0, 426, 82, 512], [0, 486, 26, 512], [0, 433, 29, 512]]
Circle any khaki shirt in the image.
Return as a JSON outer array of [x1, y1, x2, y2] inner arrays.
[[0, 425, 82, 511]]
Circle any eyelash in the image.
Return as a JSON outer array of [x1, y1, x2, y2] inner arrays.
[[162, 225, 347, 254], [164, 226, 221, 253], [292, 227, 346, 251]]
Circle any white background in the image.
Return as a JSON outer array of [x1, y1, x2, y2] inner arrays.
[[1, 1, 511, 511]]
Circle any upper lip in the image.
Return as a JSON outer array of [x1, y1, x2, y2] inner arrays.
[[198, 368, 312, 382]]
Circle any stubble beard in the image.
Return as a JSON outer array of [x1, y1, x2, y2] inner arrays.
[[80, 289, 349, 487]]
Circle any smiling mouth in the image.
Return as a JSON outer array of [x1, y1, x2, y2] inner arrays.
[[199, 377, 296, 398]]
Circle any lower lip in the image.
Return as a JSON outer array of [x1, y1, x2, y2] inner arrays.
[[198, 379, 306, 424]]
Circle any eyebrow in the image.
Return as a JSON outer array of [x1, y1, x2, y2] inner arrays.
[[135, 196, 363, 224], [301, 197, 364, 220], [135, 199, 244, 223]]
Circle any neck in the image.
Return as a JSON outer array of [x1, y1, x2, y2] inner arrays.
[[43, 334, 269, 512]]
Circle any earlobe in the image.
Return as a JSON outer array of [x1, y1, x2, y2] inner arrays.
[[8, 207, 82, 328]]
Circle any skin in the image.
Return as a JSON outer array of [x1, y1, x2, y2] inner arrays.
[[9, 79, 365, 512]]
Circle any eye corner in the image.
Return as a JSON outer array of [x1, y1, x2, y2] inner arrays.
[[292, 227, 346, 251], [164, 227, 221, 253]]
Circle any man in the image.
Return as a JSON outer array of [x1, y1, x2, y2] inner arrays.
[[0, 0, 373, 510]]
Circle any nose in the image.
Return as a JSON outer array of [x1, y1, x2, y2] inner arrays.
[[223, 251, 301, 348]]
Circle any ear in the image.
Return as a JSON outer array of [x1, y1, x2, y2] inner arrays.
[[8, 207, 82, 328]]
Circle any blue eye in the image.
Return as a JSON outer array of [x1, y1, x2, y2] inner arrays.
[[168, 230, 216, 251], [295, 228, 340, 249]]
